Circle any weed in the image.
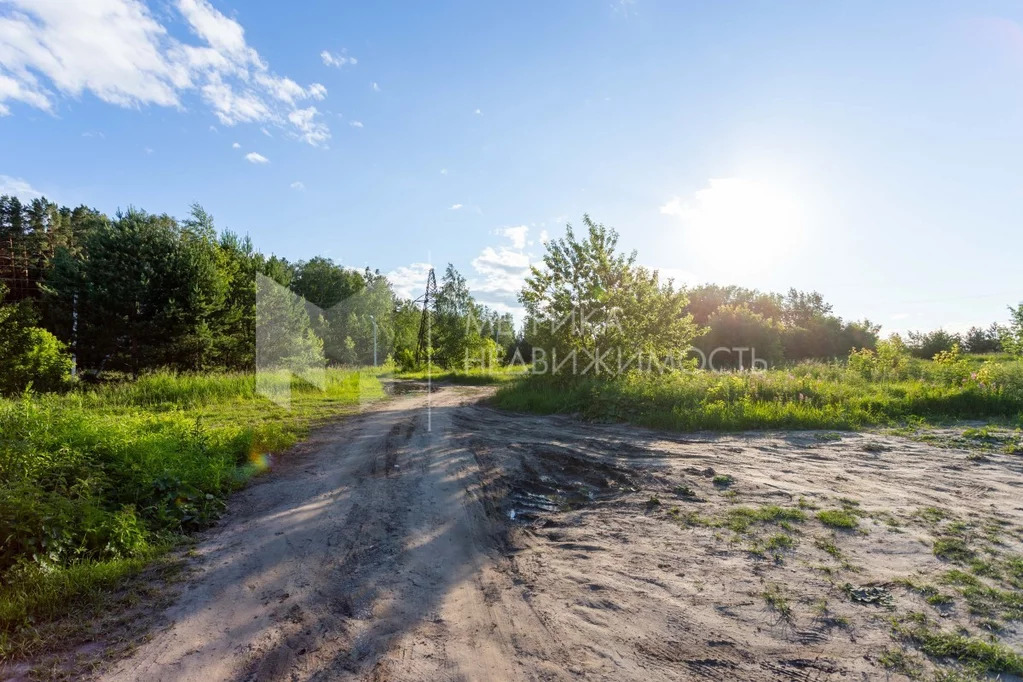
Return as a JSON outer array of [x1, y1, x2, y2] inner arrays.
[[814, 536, 843, 560], [712, 474, 734, 488], [673, 484, 697, 498], [878, 647, 924, 679], [762, 584, 793, 621], [817, 509, 859, 530], [765, 533, 796, 552], [895, 619, 1023, 676], [934, 537, 974, 563], [940, 570, 980, 587], [919, 506, 951, 523], [720, 505, 805, 534]]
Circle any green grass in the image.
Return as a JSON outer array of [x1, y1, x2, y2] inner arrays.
[[721, 505, 806, 534], [933, 537, 975, 563], [895, 620, 1023, 676], [394, 363, 529, 385], [817, 509, 860, 530], [490, 358, 1023, 431], [0, 368, 384, 659]]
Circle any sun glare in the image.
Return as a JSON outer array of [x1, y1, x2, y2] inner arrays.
[[660, 177, 806, 277]]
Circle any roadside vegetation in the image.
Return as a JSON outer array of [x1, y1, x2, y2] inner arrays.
[[492, 352, 1023, 430], [0, 368, 383, 658], [491, 217, 1023, 431]]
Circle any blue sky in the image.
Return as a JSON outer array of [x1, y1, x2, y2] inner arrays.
[[1, 0, 1020, 334]]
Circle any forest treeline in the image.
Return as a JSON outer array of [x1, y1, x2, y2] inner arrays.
[[0, 197, 1016, 395]]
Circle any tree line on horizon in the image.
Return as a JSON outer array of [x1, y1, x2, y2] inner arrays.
[[0, 196, 1018, 395]]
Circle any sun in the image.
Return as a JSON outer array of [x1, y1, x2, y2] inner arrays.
[[660, 177, 806, 278]]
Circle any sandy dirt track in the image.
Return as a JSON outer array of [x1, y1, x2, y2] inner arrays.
[[95, 384, 1023, 681]]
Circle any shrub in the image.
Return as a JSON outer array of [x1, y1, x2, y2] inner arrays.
[[848, 335, 909, 382], [931, 344, 970, 385], [0, 286, 73, 396]]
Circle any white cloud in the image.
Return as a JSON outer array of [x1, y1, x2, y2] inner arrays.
[[466, 226, 538, 323], [287, 105, 329, 146], [349, 120, 363, 128], [245, 151, 268, 164], [231, 141, 240, 148], [143, 146, 154, 154], [0, 174, 42, 200], [371, 81, 381, 92], [449, 203, 463, 210], [440, 168, 448, 175], [307, 83, 327, 100], [0, 0, 331, 146], [499, 225, 528, 249], [320, 49, 356, 68], [81, 130, 105, 138], [474, 108, 482, 115], [290, 180, 305, 190], [386, 262, 434, 300]]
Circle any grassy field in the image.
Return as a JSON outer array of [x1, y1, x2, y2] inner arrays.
[[0, 369, 385, 659], [394, 363, 529, 384], [491, 356, 1023, 432]]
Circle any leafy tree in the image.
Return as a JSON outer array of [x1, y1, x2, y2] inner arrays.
[[963, 324, 1003, 354], [255, 273, 323, 368], [697, 305, 783, 369], [686, 284, 784, 326], [1002, 303, 1023, 357], [521, 215, 699, 374], [0, 283, 72, 395], [906, 328, 961, 360]]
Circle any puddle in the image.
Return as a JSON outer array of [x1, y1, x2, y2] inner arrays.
[[383, 380, 441, 396], [504, 444, 638, 524]]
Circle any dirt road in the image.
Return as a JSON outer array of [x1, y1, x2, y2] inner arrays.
[[99, 384, 1023, 681]]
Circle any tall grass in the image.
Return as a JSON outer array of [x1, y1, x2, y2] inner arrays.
[[0, 368, 383, 658], [491, 359, 1023, 431]]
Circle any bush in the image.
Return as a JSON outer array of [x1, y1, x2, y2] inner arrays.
[[848, 335, 909, 382], [0, 286, 73, 396]]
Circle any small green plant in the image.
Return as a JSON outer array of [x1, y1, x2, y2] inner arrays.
[[878, 647, 924, 678], [762, 583, 792, 621], [765, 533, 796, 552], [673, 484, 697, 498], [814, 536, 843, 560], [919, 506, 951, 524], [817, 509, 859, 530], [721, 505, 805, 534], [712, 474, 734, 488], [894, 617, 1023, 676], [934, 537, 974, 563]]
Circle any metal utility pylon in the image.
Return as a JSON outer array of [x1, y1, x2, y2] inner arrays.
[[414, 268, 437, 366]]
